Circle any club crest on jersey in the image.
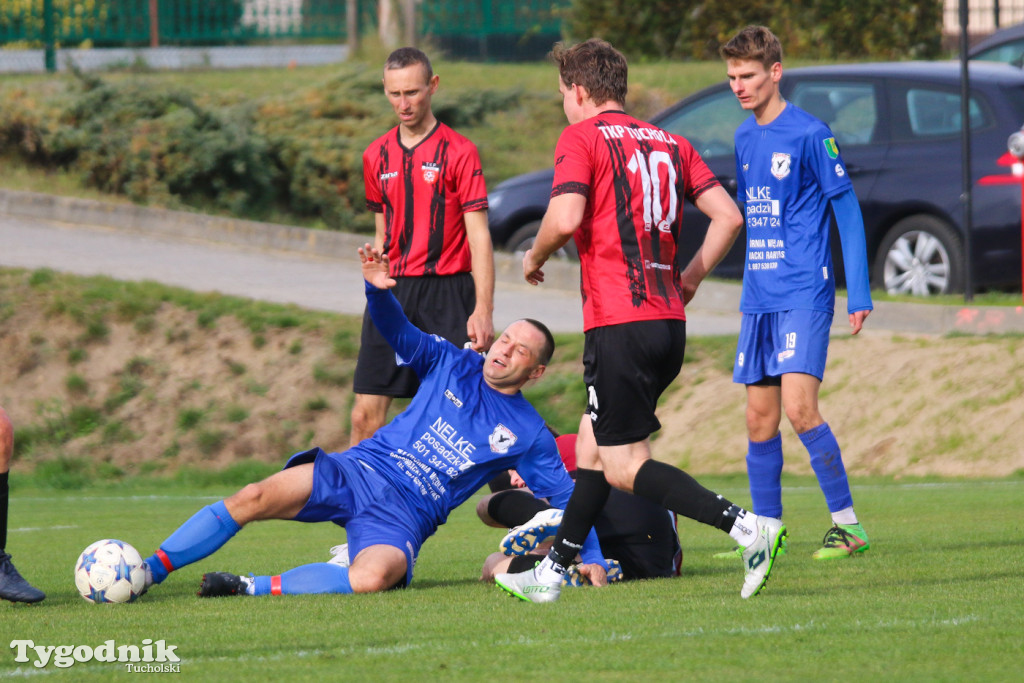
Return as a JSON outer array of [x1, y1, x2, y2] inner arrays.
[[771, 153, 791, 180], [421, 162, 440, 184], [489, 424, 517, 454]]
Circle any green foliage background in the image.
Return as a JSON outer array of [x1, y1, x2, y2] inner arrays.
[[0, 63, 524, 234], [566, 0, 943, 60], [0, 1, 945, 233]]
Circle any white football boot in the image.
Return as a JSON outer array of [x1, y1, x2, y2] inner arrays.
[[740, 516, 787, 599]]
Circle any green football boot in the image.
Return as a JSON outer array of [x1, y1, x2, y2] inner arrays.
[[813, 523, 870, 560]]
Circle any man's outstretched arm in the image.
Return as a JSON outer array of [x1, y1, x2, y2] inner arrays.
[[360, 244, 425, 363]]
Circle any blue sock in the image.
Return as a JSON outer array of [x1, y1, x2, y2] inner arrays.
[[747, 433, 784, 518], [145, 500, 241, 584], [801, 423, 854, 513], [252, 563, 352, 596]]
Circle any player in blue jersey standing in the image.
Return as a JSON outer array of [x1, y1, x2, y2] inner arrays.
[[718, 26, 873, 559], [135, 245, 606, 598]]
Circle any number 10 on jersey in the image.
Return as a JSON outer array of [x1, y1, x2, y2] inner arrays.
[[627, 149, 678, 233]]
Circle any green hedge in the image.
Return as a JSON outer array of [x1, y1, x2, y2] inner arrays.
[[566, 0, 943, 60], [0, 65, 520, 232]]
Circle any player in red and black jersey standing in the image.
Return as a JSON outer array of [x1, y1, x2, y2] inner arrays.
[[353, 47, 495, 445], [495, 39, 787, 602]]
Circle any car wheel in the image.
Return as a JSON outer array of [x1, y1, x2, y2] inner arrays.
[[873, 216, 964, 296], [507, 220, 578, 261]]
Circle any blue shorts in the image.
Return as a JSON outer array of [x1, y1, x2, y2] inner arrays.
[[284, 447, 422, 588], [733, 310, 831, 384]]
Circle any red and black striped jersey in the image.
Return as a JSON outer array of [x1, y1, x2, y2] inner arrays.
[[363, 122, 488, 277], [551, 111, 720, 330]]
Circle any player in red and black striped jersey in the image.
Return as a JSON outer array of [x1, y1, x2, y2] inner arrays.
[[549, 112, 722, 329], [352, 47, 495, 446], [496, 39, 788, 603], [363, 118, 488, 278]]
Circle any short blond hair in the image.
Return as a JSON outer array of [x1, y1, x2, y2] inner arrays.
[[720, 26, 783, 68]]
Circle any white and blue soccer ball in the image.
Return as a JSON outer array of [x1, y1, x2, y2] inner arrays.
[[74, 539, 147, 604]]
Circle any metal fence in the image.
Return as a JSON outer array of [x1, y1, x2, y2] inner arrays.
[[0, 0, 355, 46], [943, 0, 1024, 35], [0, 0, 567, 59]]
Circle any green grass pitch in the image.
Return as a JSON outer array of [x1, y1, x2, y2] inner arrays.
[[3, 475, 1022, 680]]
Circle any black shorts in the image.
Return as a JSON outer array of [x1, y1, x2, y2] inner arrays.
[[353, 273, 475, 398], [584, 319, 686, 447]]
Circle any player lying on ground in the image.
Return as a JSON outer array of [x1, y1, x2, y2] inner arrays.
[[137, 245, 607, 597], [479, 432, 682, 587]]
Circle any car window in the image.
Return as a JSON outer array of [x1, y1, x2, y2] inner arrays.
[[656, 89, 747, 159], [905, 88, 990, 137], [790, 82, 878, 146], [972, 39, 1024, 64]]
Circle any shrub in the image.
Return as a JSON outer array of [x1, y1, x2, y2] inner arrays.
[[0, 64, 529, 233], [566, 0, 942, 61]]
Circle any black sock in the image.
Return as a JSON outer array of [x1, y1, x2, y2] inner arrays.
[[0, 471, 8, 552], [633, 460, 736, 532], [487, 490, 550, 528], [548, 468, 610, 568]]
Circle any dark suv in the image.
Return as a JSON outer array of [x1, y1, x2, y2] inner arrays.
[[487, 61, 1024, 295]]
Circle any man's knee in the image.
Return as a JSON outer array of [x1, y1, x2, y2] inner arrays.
[[348, 548, 407, 593], [601, 458, 642, 492], [224, 483, 265, 525], [603, 468, 633, 492], [784, 404, 822, 435], [480, 552, 511, 582], [476, 494, 497, 526], [349, 572, 394, 593], [748, 391, 788, 439], [350, 396, 390, 443], [350, 405, 382, 431], [598, 442, 649, 492]]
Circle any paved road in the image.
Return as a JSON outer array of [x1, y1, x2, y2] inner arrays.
[[3, 190, 1023, 336], [0, 214, 596, 333], [0, 212, 748, 335]]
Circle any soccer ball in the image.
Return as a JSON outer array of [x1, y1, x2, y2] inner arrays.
[[74, 539, 147, 604]]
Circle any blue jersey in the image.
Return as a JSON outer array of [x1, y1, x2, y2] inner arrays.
[[735, 103, 853, 314], [350, 284, 575, 542]]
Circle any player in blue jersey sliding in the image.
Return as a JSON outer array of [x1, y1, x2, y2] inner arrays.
[[137, 244, 607, 598], [717, 26, 873, 560]]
